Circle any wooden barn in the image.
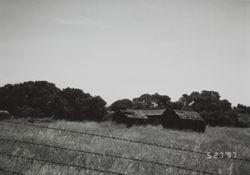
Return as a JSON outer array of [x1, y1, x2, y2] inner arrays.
[[135, 109, 166, 125], [113, 109, 169, 126], [162, 110, 206, 132], [113, 109, 149, 126], [113, 109, 206, 132]]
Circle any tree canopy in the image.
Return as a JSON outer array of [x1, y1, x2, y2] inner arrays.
[[233, 104, 250, 114], [132, 93, 171, 109], [178, 91, 238, 126], [110, 90, 247, 127], [110, 99, 134, 111], [0, 81, 106, 121], [0, 81, 249, 127]]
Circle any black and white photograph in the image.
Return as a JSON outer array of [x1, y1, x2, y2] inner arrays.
[[0, 0, 249, 174]]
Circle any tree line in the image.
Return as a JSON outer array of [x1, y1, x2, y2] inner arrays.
[[110, 92, 250, 127], [0, 81, 106, 121], [0, 81, 249, 126]]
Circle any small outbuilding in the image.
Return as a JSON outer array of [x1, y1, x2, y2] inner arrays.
[[113, 109, 148, 126], [162, 110, 206, 132], [134, 109, 167, 125]]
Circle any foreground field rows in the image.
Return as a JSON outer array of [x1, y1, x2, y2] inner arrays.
[[0, 119, 249, 175]]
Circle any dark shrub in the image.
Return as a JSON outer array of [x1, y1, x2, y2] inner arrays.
[[179, 90, 240, 126], [110, 99, 134, 111], [0, 81, 107, 121], [58, 88, 107, 121], [0, 81, 61, 117], [132, 93, 171, 109]]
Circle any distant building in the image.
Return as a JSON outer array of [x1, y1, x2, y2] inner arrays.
[[238, 114, 250, 127], [127, 109, 167, 125], [162, 110, 206, 132], [113, 109, 148, 126], [113, 109, 206, 132]]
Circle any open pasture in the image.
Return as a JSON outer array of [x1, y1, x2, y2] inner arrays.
[[0, 119, 249, 175]]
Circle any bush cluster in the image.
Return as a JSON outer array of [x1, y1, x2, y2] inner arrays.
[[0, 81, 106, 121]]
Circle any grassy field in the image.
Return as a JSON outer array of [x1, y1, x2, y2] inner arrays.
[[0, 118, 249, 175]]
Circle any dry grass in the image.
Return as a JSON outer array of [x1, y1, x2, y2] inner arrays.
[[0, 118, 249, 175]]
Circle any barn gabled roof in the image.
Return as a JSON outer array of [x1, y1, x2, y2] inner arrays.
[[121, 109, 167, 119], [120, 109, 204, 121], [121, 110, 148, 119], [138, 109, 167, 116], [174, 110, 204, 121]]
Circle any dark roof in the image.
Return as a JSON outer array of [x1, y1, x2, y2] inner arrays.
[[121, 110, 148, 119], [139, 109, 167, 116], [120, 109, 204, 121], [126, 109, 167, 116], [174, 110, 204, 121], [121, 109, 167, 119]]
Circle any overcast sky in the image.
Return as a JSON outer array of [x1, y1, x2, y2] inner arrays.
[[0, 0, 249, 105]]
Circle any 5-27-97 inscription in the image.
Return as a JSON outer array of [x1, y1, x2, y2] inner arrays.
[[207, 152, 237, 159]]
